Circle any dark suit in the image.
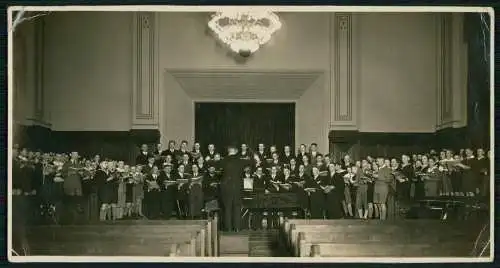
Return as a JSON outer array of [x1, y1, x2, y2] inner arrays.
[[173, 172, 191, 217], [164, 149, 178, 159], [136, 152, 150, 166], [142, 164, 155, 175], [304, 175, 324, 219], [220, 154, 247, 231], [281, 153, 295, 165], [189, 172, 204, 218], [144, 173, 161, 219], [159, 171, 176, 219]]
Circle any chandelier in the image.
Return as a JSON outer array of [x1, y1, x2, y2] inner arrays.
[[208, 11, 282, 57]]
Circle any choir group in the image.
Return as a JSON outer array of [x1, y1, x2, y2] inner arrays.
[[11, 140, 490, 226]]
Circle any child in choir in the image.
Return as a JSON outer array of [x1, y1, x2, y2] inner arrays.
[[124, 165, 136, 218], [374, 158, 392, 220], [116, 161, 127, 219], [356, 162, 370, 219], [107, 161, 119, 220], [134, 165, 145, 218], [339, 164, 353, 218], [367, 162, 377, 219]]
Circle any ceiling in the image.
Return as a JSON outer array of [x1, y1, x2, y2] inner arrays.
[[168, 70, 322, 101]]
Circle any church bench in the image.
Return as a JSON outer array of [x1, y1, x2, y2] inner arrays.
[[281, 219, 468, 235], [281, 219, 473, 249], [299, 241, 470, 257], [28, 235, 197, 256], [25, 219, 219, 257], [295, 231, 475, 257], [281, 220, 477, 257], [27, 226, 201, 256]]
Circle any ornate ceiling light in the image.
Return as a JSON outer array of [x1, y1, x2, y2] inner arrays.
[[208, 11, 282, 57]]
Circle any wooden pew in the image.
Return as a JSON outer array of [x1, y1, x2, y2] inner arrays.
[[282, 219, 474, 248], [25, 219, 219, 257], [281, 219, 478, 257], [299, 240, 469, 257]]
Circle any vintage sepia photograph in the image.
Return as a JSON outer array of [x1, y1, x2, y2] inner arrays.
[[8, 5, 493, 262]]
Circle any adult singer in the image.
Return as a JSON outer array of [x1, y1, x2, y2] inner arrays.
[[220, 144, 248, 232]]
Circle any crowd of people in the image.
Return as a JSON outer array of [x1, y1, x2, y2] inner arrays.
[[12, 140, 490, 229]]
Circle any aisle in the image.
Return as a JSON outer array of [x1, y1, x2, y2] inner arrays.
[[249, 230, 290, 257], [219, 231, 250, 257], [219, 230, 291, 257]]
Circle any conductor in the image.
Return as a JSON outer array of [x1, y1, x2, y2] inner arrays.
[[220, 144, 248, 232]]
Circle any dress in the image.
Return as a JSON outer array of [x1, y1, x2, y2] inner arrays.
[[117, 177, 126, 208]]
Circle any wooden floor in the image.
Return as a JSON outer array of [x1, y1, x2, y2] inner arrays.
[[220, 230, 289, 257]]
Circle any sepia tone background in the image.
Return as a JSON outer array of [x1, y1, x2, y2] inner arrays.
[[12, 11, 490, 162]]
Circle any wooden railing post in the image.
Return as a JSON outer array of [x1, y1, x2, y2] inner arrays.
[[207, 220, 212, 256], [214, 211, 219, 256], [311, 244, 321, 257], [200, 228, 206, 257], [169, 244, 179, 257], [289, 224, 296, 249], [190, 237, 196, 256], [297, 232, 306, 257]]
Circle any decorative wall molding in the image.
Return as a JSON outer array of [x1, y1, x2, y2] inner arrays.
[[35, 18, 45, 122], [132, 12, 159, 128], [451, 13, 468, 128], [167, 69, 322, 100], [436, 13, 468, 130], [330, 13, 358, 130], [13, 28, 26, 122]]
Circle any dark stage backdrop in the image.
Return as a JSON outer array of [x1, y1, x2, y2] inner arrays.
[[195, 103, 295, 154]]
